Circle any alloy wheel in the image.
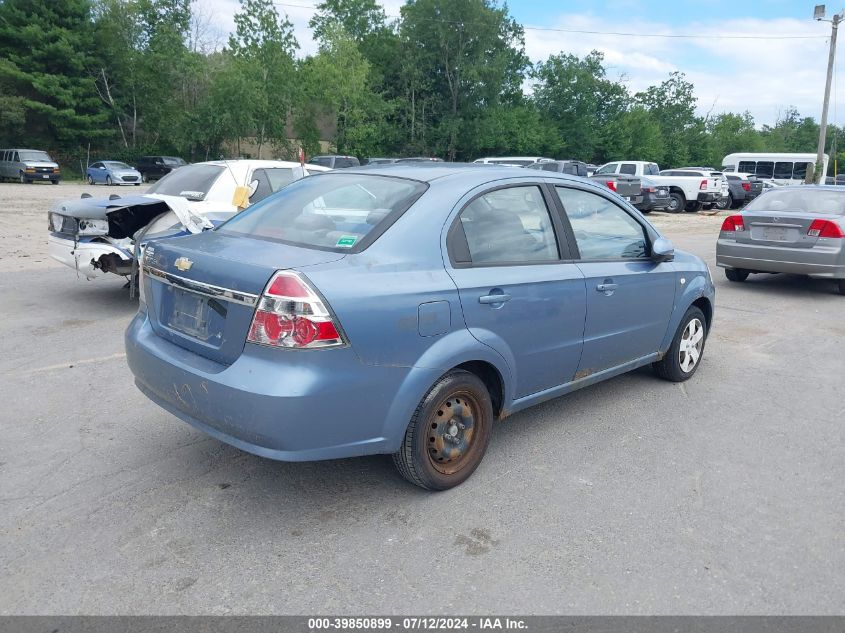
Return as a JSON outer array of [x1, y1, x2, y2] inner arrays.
[[679, 318, 705, 373]]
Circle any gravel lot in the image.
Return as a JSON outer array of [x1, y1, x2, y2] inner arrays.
[[1, 181, 843, 615]]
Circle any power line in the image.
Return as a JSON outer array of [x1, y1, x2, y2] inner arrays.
[[270, 1, 828, 40]]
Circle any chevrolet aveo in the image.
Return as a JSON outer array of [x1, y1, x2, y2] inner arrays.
[[126, 165, 715, 490]]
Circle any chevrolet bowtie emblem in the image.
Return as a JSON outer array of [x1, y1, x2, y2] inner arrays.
[[174, 257, 193, 271]]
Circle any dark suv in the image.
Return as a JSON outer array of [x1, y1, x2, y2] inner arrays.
[[307, 155, 360, 169], [136, 156, 187, 182]]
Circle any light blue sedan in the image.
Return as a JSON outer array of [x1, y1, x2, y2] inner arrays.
[[86, 161, 143, 186], [126, 165, 715, 489]]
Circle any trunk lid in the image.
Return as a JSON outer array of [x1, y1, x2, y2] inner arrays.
[[143, 231, 345, 365], [736, 210, 837, 248]]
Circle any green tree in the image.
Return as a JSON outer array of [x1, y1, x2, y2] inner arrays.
[[0, 0, 110, 148], [705, 112, 762, 168], [227, 0, 298, 157], [533, 50, 629, 163], [297, 23, 389, 157], [636, 71, 698, 167], [399, 0, 529, 160]]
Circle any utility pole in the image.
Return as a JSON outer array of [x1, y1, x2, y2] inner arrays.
[[815, 6, 842, 183]]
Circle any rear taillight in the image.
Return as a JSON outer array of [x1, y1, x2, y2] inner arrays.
[[807, 219, 845, 238], [642, 186, 655, 193], [721, 215, 745, 232], [742, 182, 751, 191], [700, 179, 708, 190], [247, 271, 345, 349], [605, 180, 617, 192]]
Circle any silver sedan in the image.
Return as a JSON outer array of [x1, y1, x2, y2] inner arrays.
[[716, 186, 845, 295]]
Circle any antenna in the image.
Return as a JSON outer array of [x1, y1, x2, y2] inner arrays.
[[815, 4, 827, 20]]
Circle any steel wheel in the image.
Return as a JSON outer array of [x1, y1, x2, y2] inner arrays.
[[678, 318, 704, 373], [426, 391, 482, 476], [716, 194, 732, 210], [393, 369, 493, 490]]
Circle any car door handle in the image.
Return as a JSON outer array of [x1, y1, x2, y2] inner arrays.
[[478, 294, 512, 304], [595, 283, 618, 292]]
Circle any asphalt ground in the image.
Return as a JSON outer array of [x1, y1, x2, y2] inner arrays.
[[0, 182, 843, 614]]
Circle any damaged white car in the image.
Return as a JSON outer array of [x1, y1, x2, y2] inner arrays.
[[48, 160, 330, 280]]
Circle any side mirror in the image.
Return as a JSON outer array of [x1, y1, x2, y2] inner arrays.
[[247, 179, 260, 198], [652, 237, 674, 262], [99, 166, 106, 170]]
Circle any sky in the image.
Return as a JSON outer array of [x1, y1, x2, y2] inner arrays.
[[195, 0, 843, 127]]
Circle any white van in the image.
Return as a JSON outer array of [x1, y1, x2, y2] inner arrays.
[[721, 153, 827, 185]]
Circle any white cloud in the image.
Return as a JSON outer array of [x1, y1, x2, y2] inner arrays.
[[195, 1, 841, 126], [522, 14, 837, 125]]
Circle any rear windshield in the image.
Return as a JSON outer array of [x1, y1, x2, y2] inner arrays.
[[163, 157, 186, 166], [146, 164, 225, 200], [745, 188, 845, 215], [218, 173, 428, 252]]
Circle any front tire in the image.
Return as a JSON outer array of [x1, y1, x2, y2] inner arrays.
[[725, 268, 749, 282], [19, 173, 28, 184], [393, 370, 493, 490], [87, 175, 94, 185], [653, 306, 707, 382], [106, 175, 113, 186]]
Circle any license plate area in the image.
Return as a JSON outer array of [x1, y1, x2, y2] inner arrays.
[[762, 226, 788, 241], [167, 289, 212, 340]]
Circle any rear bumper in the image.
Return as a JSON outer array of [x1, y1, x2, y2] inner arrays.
[[716, 239, 845, 278], [48, 233, 131, 279], [125, 311, 424, 461], [636, 193, 670, 211]]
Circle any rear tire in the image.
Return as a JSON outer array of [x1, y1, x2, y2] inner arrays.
[[667, 192, 685, 213], [393, 369, 493, 491], [653, 306, 707, 382], [716, 194, 732, 210], [685, 201, 703, 212], [725, 268, 749, 282], [837, 279, 845, 295]]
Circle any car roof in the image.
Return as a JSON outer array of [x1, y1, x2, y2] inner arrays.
[[199, 159, 311, 168], [334, 162, 605, 188]]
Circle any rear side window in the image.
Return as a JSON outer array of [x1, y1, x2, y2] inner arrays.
[[219, 173, 427, 252], [793, 162, 810, 180], [309, 157, 333, 167], [644, 163, 659, 176], [738, 161, 756, 174], [249, 167, 296, 203], [595, 163, 617, 175], [453, 186, 559, 265], [555, 187, 648, 260], [620, 163, 636, 175]]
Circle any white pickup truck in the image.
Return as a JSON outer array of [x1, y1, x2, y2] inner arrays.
[[594, 161, 723, 213]]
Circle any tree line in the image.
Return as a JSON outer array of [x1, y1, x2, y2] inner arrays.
[[1, 0, 843, 175]]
